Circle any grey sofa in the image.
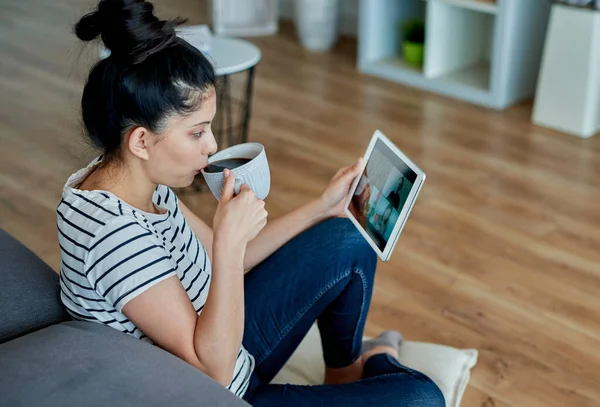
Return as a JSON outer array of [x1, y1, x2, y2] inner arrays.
[[0, 229, 250, 407]]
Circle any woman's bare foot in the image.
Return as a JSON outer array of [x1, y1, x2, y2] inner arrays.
[[324, 359, 363, 385], [361, 344, 398, 362]]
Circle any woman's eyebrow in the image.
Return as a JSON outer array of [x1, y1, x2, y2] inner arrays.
[[190, 120, 211, 127]]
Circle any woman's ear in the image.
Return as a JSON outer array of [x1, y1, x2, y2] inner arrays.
[[127, 127, 151, 160]]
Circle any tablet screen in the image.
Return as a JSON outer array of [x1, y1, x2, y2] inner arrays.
[[348, 139, 417, 251]]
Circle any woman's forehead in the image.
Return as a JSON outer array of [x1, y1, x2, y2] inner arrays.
[[167, 91, 217, 127]]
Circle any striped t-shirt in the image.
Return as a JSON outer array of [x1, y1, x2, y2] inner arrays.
[[57, 157, 255, 398]]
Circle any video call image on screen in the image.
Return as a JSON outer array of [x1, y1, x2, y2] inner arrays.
[[348, 139, 417, 251]]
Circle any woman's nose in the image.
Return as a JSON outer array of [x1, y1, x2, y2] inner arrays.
[[207, 143, 217, 156], [206, 136, 218, 156]]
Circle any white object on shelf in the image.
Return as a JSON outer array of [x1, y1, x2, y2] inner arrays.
[[358, 0, 551, 110], [294, 0, 340, 52], [533, 4, 600, 138], [211, 0, 278, 37]]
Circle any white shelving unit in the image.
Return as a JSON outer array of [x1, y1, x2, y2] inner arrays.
[[357, 0, 551, 110]]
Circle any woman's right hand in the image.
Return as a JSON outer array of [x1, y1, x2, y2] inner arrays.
[[213, 169, 268, 249]]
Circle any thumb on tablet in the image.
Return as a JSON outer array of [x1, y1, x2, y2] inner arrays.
[[342, 157, 365, 185], [355, 157, 365, 173]]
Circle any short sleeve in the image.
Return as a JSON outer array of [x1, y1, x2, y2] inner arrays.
[[84, 217, 177, 312]]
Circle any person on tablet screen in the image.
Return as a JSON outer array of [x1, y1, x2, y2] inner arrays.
[[56, 1, 444, 405], [387, 177, 404, 210]]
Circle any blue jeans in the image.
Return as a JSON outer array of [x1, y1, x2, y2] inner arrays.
[[241, 218, 445, 407]]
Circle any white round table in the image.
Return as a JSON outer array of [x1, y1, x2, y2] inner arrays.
[[205, 37, 262, 77]]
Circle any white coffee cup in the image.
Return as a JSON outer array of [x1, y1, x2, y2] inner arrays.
[[201, 142, 271, 201]]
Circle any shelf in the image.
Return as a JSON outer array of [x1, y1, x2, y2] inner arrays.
[[361, 56, 497, 107], [358, 0, 426, 65], [358, 0, 551, 110], [424, 0, 494, 89], [422, 0, 498, 15], [364, 57, 491, 92], [360, 57, 424, 86], [377, 56, 424, 75], [436, 62, 491, 91]]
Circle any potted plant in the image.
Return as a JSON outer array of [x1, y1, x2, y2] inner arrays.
[[294, 0, 340, 52], [402, 19, 425, 67]]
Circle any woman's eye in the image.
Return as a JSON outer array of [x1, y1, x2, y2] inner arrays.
[[192, 131, 205, 139]]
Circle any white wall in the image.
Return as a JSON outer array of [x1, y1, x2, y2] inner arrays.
[[279, 0, 359, 37]]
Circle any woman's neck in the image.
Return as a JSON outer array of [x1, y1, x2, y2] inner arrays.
[[79, 159, 160, 215]]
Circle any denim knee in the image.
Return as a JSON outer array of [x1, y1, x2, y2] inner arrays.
[[424, 380, 445, 407], [401, 376, 445, 407], [363, 355, 445, 407], [319, 217, 377, 273]]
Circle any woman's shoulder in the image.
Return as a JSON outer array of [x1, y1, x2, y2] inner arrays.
[[58, 188, 158, 247], [58, 189, 124, 232]]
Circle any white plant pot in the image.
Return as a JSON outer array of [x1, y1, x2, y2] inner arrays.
[[294, 0, 340, 52]]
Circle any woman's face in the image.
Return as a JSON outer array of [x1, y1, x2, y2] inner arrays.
[[143, 88, 218, 188]]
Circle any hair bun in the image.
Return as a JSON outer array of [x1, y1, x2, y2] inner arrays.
[[75, 0, 185, 63], [75, 12, 103, 42]]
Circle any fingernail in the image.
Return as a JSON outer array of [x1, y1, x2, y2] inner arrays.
[[224, 169, 230, 177]]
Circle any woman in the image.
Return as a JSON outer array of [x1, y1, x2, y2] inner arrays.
[[58, 1, 444, 405]]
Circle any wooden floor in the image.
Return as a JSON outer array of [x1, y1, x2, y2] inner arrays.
[[2, 1, 600, 406]]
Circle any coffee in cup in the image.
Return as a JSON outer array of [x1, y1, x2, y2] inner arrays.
[[203, 158, 252, 173]]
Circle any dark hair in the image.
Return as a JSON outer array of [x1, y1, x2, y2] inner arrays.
[[75, 0, 216, 162]]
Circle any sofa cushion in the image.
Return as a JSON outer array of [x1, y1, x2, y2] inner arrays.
[[0, 321, 250, 407], [0, 229, 70, 344]]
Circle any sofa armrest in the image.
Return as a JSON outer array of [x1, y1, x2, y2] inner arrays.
[[0, 229, 70, 344], [0, 321, 251, 406]]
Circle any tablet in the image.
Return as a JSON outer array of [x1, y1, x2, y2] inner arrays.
[[345, 130, 426, 262]]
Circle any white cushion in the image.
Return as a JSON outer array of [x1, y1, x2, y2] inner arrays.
[[272, 325, 478, 407]]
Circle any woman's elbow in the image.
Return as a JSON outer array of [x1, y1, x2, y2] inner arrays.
[[211, 369, 235, 387], [174, 349, 232, 386], [202, 361, 236, 387], [190, 351, 236, 387]]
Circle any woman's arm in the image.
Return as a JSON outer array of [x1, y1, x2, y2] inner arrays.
[[123, 179, 266, 386], [243, 199, 329, 271], [245, 159, 365, 271], [180, 158, 364, 272], [121, 240, 245, 386], [180, 197, 329, 271], [180, 198, 328, 272]]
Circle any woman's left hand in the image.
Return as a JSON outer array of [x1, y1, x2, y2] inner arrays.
[[319, 158, 366, 218]]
